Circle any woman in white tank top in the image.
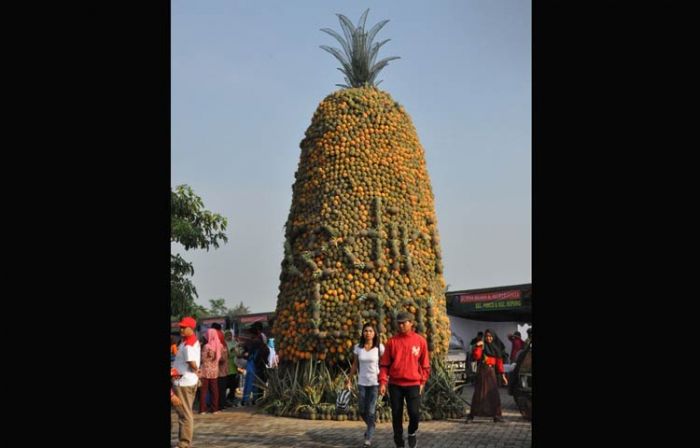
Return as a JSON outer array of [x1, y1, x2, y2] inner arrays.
[[346, 323, 385, 447]]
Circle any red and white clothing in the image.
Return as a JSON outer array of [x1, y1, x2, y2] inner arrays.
[[472, 345, 505, 374], [379, 331, 430, 387], [172, 337, 201, 388]]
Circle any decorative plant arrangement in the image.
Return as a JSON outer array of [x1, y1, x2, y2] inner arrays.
[[262, 9, 465, 420]]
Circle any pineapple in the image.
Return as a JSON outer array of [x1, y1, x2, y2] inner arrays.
[[273, 9, 451, 367]]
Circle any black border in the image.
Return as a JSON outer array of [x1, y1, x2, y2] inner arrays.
[[44, 1, 172, 444]]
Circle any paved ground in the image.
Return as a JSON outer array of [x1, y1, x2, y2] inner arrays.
[[171, 385, 531, 447]]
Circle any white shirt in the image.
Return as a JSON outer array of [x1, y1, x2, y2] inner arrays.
[[353, 343, 385, 386], [172, 340, 201, 387]]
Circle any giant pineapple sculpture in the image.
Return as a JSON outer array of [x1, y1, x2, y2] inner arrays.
[[273, 9, 451, 368]]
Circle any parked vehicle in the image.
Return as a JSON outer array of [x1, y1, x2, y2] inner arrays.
[[445, 333, 467, 391], [508, 341, 532, 420]]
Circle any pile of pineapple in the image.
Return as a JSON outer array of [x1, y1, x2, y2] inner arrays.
[[274, 84, 451, 364], [264, 10, 463, 419]]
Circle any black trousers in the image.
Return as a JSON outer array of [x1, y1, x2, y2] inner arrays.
[[225, 373, 239, 400], [388, 384, 421, 445], [218, 377, 228, 408]]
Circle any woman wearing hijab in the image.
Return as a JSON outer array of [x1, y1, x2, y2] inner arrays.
[[466, 329, 508, 423], [211, 323, 230, 410], [199, 328, 224, 414]]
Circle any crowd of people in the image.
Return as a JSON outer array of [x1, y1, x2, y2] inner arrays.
[[171, 314, 530, 448], [170, 317, 276, 448]]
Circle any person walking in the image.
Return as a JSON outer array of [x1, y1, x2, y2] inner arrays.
[[379, 311, 430, 448], [346, 323, 385, 447], [466, 329, 508, 423], [171, 317, 201, 448]]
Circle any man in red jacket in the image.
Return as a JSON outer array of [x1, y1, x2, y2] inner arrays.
[[379, 311, 431, 448]]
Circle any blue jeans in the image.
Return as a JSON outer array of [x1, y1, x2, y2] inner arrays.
[[358, 385, 379, 441], [242, 359, 256, 404]]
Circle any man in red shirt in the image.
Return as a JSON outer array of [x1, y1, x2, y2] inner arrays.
[[379, 311, 431, 448]]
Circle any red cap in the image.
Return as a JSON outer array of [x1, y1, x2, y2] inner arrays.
[[178, 316, 196, 329]]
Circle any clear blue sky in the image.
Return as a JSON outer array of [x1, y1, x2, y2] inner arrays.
[[172, 0, 531, 314]]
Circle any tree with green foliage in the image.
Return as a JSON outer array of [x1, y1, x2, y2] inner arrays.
[[208, 298, 229, 316], [171, 184, 228, 318], [227, 300, 251, 317]]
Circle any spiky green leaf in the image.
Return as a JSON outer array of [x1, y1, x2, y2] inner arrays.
[[321, 10, 399, 88]]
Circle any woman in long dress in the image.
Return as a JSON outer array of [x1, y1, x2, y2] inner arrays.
[[199, 328, 223, 414], [466, 329, 508, 423]]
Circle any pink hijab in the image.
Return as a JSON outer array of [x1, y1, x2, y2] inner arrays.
[[205, 328, 223, 364]]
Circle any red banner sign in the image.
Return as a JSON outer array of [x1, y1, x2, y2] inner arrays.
[[457, 289, 522, 303]]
